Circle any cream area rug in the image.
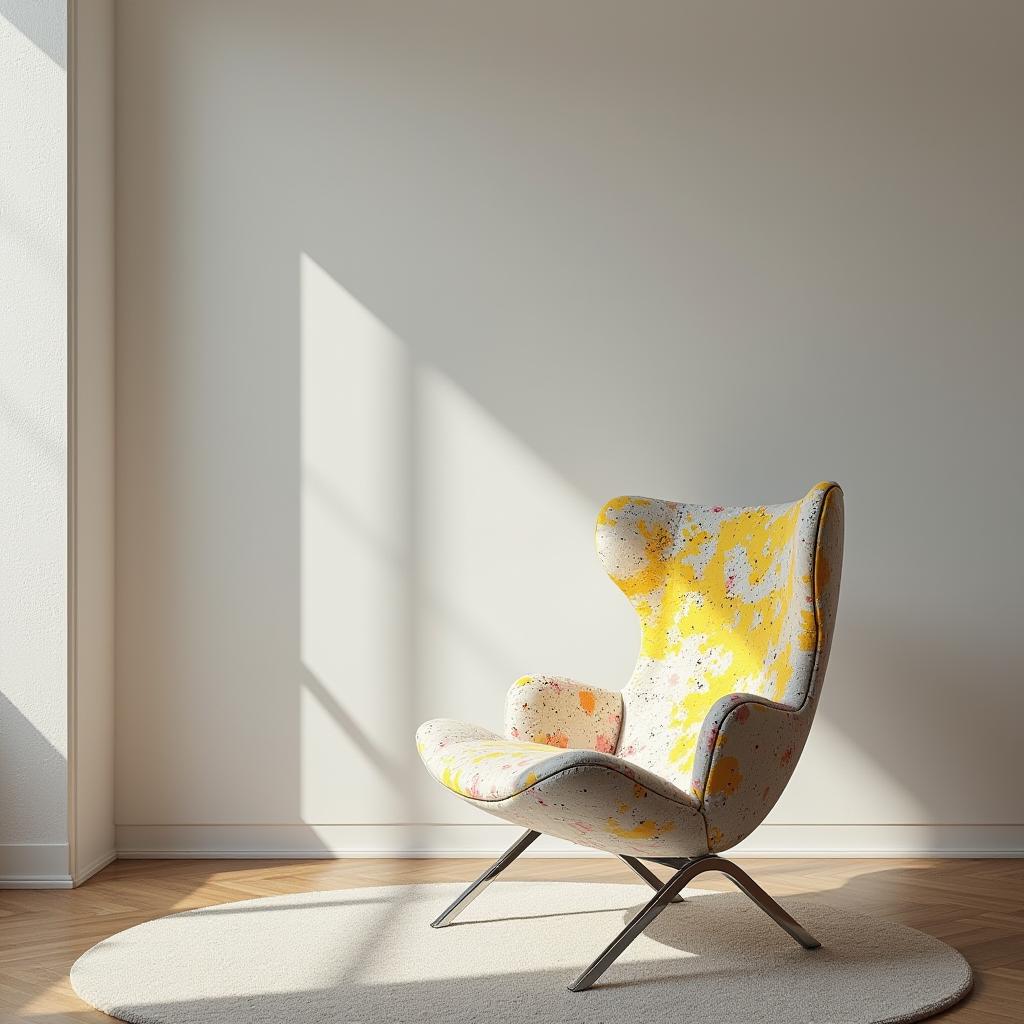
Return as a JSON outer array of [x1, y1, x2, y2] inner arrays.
[[71, 881, 972, 1024]]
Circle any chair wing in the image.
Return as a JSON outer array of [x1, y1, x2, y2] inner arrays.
[[597, 482, 844, 846]]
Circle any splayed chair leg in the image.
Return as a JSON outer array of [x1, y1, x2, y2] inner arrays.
[[429, 829, 540, 928], [712, 858, 820, 951], [569, 854, 819, 992], [569, 855, 715, 991], [619, 855, 684, 903]]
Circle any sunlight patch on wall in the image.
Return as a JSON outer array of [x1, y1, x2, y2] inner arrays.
[[298, 255, 631, 827], [414, 365, 633, 726], [0, 4, 68, 845], [299, 254, 413, 823]]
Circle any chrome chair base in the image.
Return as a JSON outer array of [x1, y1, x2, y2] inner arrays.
[[619, 855, 685, 903], [428, 828, 820, 990], [568, 851, 820, 991], [430, 828, 540, 928]]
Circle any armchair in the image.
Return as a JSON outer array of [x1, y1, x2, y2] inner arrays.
[[416, 481, 844, 990]]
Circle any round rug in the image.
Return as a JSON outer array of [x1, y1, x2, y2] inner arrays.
[[71, 881, 972, 1024]]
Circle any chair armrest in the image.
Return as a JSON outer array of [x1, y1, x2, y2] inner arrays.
[[692, 693, 812, 851], [504, 675, 623, 753]]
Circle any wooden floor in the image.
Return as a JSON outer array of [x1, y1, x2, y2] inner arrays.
[[0, 857, 1021, 1022]]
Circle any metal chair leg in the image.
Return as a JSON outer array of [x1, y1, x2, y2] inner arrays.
[[712, 858, 820, 950], [429, 829, 540, 928], [569, 855, 718, 991], [569, 854, 819, 991], [619, 855, 684, 903], [426, 833, 820, 989]]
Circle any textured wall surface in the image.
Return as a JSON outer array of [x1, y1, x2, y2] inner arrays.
[[0, 0, 67, 859], [115, 1, 1023, 854]]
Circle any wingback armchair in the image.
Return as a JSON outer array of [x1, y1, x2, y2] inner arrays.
[[416, 482, 844, 990]]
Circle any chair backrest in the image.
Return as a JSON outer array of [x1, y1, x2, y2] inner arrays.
[[596, 482, 843, 795]]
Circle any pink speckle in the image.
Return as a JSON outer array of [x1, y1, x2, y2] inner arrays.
[[734, 703, 750, 723], [725, 573, 736, 594], [595, 734, 615, 753], [668, 672, 681, 686], [509, 726, 520, 738], [712, 506, 725, 513]]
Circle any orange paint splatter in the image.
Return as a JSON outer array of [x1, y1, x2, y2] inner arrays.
[[706, 756, 743, 797], [533, 732, 569, 749]]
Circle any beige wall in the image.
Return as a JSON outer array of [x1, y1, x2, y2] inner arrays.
[[115, 1, 1024, 856]]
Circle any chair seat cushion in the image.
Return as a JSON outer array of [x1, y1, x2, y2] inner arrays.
[[416, 718, 710, 858]]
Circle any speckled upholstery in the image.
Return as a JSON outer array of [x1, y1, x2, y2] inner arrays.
[[417, 482, 844, 858]]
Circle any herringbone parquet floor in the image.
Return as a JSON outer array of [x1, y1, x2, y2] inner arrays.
[[0, 857, 1020, 1021]]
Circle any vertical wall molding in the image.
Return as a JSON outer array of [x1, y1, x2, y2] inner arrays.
[[64, 0, 116, 888], [65, 0, 80, 890]]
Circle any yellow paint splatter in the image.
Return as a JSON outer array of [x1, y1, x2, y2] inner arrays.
[[606, 818, 677, 841], [815, 551, 831, 595], [602, 486, 835, 779], [597, 495, 632, 526], [798, 609, 817, 651], [705, 756, 743, 798], [441, 765, 463, 794]]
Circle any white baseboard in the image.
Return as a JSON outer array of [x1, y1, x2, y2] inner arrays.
[[729, 823, 1024, 857], [115, 823, 1024, 860], [5, 825, 1015, 884], [74, 849, 117, 885], [0, 843, 73, 888], [115, 824, 600, 859]]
